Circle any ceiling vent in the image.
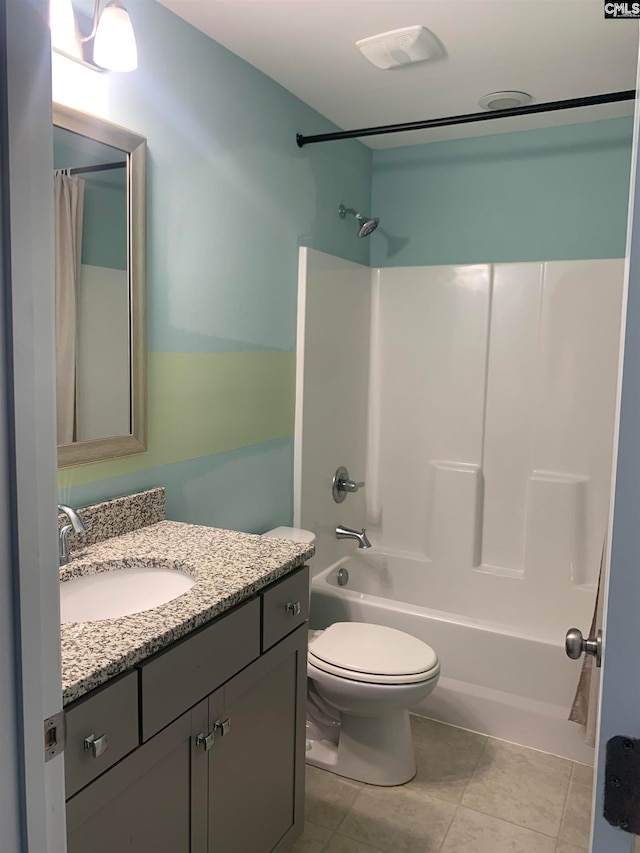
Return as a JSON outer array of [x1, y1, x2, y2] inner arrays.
[[479, 91, 533, 111], [356, 26, 443, 71]]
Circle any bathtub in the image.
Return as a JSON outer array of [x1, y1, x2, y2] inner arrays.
[[310, 552, 594, 764]]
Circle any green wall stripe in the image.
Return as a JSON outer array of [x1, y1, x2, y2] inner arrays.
[[59, 351, 295, 488]]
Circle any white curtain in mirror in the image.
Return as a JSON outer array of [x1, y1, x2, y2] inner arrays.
[[54, 171, 84, 445]]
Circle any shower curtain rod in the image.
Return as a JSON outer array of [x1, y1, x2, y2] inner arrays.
[[68, 161, 126, 176], [296, 90, 636, 148]]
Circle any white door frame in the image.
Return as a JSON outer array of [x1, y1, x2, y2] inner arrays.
[[0, 4, 28, 848], [3, 0, 67, 849], [592, 40, 640, 853]]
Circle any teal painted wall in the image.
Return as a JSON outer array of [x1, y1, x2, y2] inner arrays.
[[60, 437, 295, 534], [56, 0, 372, 532], [106, 0, 371, 354], [370, 118, 634, 268]]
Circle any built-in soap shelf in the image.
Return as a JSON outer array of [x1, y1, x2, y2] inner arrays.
[[425, 459, 596, 585]]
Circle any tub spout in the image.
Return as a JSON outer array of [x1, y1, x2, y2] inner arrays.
[[336, 524, 371, 549]]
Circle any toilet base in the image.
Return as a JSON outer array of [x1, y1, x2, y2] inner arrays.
[[306, 708, 416, 786]]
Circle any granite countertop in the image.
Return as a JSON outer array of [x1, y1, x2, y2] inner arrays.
[[60, 520, 314, 706]]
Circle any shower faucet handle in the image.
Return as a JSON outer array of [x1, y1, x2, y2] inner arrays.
[[332, 466, 365, 503], [340, 479, 365, 493]]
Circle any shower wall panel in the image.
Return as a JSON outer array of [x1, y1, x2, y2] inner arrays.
[[294, 248, 371, 572], [370, 259, 624, 637], [295, 250, 624, 638], [369, 264, 491, 560], [481, 263, 542, 574]]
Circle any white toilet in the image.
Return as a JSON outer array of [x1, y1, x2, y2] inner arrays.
[[263, 526, 440, 786]]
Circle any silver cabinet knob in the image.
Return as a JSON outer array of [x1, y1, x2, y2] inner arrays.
[[565, 627, 602, 667], [286, 601, 301, 617], [196, 731, 215, 752], [84, 733, 108, 758], [214, 718, 231, 737], [196, 719, 230, 752]]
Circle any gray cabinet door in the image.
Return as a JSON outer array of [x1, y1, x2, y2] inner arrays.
[[66, 699, 208, 853], [207, 625, 307, 853]]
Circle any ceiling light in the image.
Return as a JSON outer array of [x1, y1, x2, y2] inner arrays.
[[51, 0, 138, 72], [479, 91, 533, 111], [93, 1, 138, 71], [356, 26, 443, 70]]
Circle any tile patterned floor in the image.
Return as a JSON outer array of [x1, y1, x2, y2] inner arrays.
[[295, 717, 594, 853]]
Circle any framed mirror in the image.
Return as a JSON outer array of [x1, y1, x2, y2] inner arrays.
[[53, 103, 146, 467]]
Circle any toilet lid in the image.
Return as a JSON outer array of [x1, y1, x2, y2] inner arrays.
[[308, 622, 439, 680]]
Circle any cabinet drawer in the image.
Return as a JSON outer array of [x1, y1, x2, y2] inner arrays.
[[261, 566, 309, 651], [65, 671, 139, 798], [139, 597, 260, 741]]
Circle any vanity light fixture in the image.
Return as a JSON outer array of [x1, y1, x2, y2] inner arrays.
[[51, 0, 138, 72]]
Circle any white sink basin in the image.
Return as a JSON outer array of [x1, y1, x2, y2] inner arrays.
[[60, 561, 196, 623]]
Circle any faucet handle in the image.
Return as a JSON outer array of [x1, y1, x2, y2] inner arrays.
[[341, 479, 365, 493], [332, 466, 365, 503]]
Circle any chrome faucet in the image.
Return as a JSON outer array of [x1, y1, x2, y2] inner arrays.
[[58, 504, 87, 566], [335, 524, 371, 549]]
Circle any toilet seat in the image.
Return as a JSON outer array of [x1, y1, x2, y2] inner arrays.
[[308, 622, 440, 685]]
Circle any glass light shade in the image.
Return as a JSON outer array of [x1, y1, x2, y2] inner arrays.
[[93, 1, 138, 72], [50, 0, 78, 56]]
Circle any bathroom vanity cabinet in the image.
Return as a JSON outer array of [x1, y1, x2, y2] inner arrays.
[[64, 565, 309, 853]]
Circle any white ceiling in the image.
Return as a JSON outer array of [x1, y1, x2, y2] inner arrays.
[[156, 0, 639, 148]]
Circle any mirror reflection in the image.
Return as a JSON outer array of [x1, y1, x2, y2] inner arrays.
[[54, 127, 129, 444], [53, 104, 147, 468]]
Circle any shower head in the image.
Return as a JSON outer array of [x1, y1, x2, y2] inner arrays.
[[339, 204, 380, 238], [357, 216, 380, 238]]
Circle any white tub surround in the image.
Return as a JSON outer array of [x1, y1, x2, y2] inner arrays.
[[294, 249, 371, 573]]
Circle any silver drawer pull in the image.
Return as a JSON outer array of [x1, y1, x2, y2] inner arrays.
[[214, 718, 231, 737], [286, 601, 301, 617], [196, 731, 215, 752], [84, 733, 108, 759]]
